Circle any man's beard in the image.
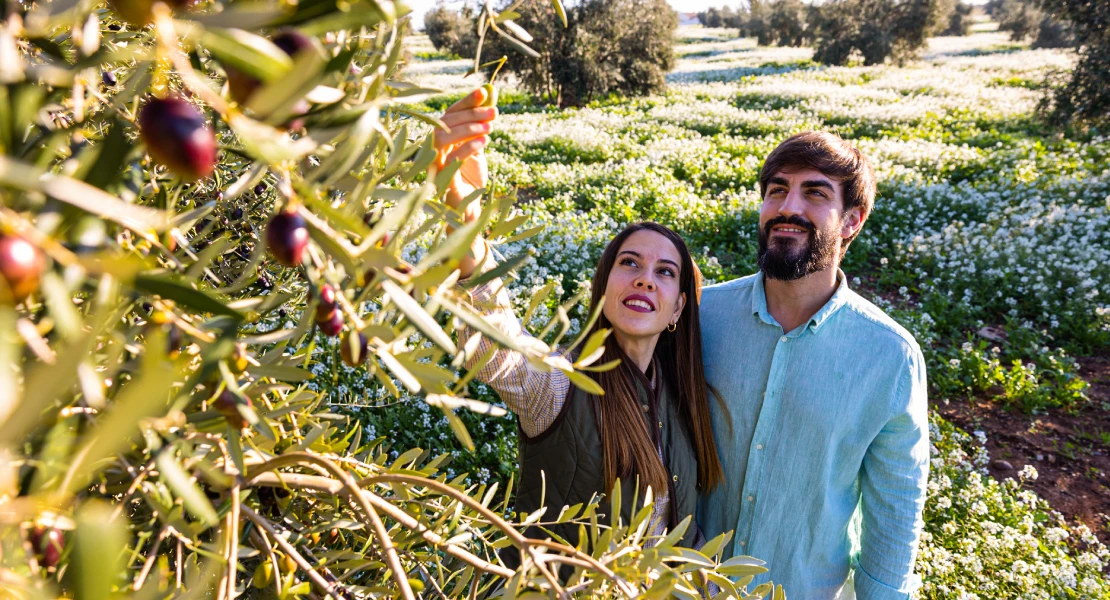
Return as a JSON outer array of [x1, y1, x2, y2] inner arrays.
[[757, 215, 838, 281]]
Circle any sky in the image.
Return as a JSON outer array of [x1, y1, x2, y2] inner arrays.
[[405, 0, 719, 29]]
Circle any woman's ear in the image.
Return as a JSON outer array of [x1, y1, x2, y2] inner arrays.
[[672, 291, 687, 324]]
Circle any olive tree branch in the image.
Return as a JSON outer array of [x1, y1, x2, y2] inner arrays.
[[243, 452, 416, 600], [239, 505, 355, 600]]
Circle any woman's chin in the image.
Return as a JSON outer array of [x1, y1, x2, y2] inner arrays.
[[610, 320, 665, 342]]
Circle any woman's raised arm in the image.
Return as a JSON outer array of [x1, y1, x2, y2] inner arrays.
[[433, 87, 496, 280], [433, 88, 571, 438]]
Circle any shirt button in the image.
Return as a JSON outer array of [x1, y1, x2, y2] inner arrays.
[[780, 336, 788, 343], [738, 541, 746, 547], [756, 444, 764, 450], [658, 421, 663, 428], [641, 404, 649, 412], [673, 475, 678, 482], [747, 495, 754, 502]]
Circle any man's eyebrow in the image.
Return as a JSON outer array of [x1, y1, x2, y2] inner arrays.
[[769, 176, 789, 187], [802, 179, 835, 190]]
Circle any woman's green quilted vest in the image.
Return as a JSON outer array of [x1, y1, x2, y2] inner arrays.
[[506, 366, 702, 566]]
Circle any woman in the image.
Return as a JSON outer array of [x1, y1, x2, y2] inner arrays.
[[432, 88, 723, 555]]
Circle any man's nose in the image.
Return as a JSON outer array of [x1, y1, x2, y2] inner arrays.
[[779, 188, 806, 216]]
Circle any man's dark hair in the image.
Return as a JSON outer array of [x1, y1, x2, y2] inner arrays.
[[758, 131, 877, 253]]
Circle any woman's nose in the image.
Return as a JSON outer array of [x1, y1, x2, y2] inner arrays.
[[635, 278, 655, 291]]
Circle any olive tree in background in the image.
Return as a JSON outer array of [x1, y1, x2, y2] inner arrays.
[[989, 0, 1071, 48], [697, 6, 727, 28], [810, 0, 945, 65], [766, 0, 811, 47], [486, 0, 679, 107], [939, 0, 974, 35], [984, 0, 1110, 126], [1037, 0, 1109, 125], [424, 1, 480, 57], [0, 0, 781, 597]]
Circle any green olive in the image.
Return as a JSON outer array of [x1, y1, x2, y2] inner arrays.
[[480, 84, 497, 108], [253, 561, 274, 588], [229, 343, 249, 374], [279, 553, 296, 574]]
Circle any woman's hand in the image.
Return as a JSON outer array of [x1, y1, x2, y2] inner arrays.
[[433, 87, 497, 227]]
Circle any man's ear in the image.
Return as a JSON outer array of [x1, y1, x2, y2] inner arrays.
[[841, 206, 864, 240], [673, 291, 687, 324]]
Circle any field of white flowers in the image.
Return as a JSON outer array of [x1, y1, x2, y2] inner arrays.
[[341, 27, 1110, 598]]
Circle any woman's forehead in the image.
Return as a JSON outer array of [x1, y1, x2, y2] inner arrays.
[[617, 230, 682, 264]]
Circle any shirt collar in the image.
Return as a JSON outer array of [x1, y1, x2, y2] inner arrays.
[[752, 270, 851, 333]]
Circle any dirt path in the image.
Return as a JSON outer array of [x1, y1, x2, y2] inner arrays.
[[938, 350, 1110, 546]]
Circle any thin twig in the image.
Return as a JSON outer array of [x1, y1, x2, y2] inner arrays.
[[176, 539, 183, 589], [243, 453, 416, 600], [247, 471, 513, 578], [239, 505, 353, 600], [247, 527, 282, 596], [132, 526, 171, 591], [414, 559, 450, 600], [226, 484, 240, 600], [366, 474, 632, 597], [364, 474, 584, 599]]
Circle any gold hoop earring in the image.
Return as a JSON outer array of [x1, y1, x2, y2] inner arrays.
[[667, 322, 677, 332]]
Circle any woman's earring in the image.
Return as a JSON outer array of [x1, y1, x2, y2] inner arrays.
[[667, 322, 677, 332]]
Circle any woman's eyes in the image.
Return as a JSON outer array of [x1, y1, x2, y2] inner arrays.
[[620, 258, 675, 277]]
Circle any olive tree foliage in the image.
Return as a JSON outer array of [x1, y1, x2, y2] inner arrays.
[[697, 5, 743, 29], [984, 0, 1110, 126], [697, 2, 808, 46], [423, 2, 479, 58], [485, 0, 679, 107], [810, 0, 946, 65], [939, 1, 974, 35], [765, 0, 812, 46], [989, 0, 1072, 48], [1036, 0, 1109, 125], [0, 0, 782, 598], [991, 0, 1042, 39]]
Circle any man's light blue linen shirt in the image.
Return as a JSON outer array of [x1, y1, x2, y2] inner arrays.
[[697, 272, 929, 600]]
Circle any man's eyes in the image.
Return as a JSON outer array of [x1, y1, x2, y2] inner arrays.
[[772, 186, 825, 197], [770, 186, 828, 199]]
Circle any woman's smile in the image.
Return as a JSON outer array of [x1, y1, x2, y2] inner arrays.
[[622, 294, 656, 313]]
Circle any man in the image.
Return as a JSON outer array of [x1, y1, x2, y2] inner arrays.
[[697, 131, 930, 600]]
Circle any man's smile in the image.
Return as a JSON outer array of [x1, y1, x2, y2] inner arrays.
[[770, 224, 810, 238]]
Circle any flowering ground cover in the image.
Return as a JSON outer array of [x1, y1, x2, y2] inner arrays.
[[335, 27, 1110, 598]]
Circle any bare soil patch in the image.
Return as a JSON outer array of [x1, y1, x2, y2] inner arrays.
[[937, 350, 1110, 546]]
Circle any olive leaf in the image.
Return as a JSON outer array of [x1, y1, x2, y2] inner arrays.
[[134, 273, 245, 320], [197, 28, 293, 83]]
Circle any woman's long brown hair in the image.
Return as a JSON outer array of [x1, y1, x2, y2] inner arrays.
[[587, 222, 724, 497]]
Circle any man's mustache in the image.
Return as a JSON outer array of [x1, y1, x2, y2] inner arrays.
[[763, 215, 815, 237]]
